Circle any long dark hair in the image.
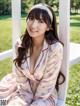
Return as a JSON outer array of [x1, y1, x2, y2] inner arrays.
[[14, 4, 65, 92]]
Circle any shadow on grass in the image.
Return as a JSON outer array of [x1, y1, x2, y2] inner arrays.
[[70, 13, 80, 21], [70, 22, 80, 27], [70, 16, 80, 21], [70, 12, 80, 15], [0, 15, 11, 20]]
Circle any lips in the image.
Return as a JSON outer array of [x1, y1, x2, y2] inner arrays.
[[30, 29, 38, 33]]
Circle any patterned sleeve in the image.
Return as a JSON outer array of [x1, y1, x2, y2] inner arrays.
[[13, 39, 27, 84], [13, 39, 33, 104], [13, 39, 33, 89], [14, 39, 36, 83], [34, 42, 63, 100]]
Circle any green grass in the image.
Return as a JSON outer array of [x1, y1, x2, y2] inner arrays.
[[66, 64, 80, 106], [0, 14, 80, 105], [0, 15, 12, 52], [0, 58, 12, 80], [70, 14, 80, 43]]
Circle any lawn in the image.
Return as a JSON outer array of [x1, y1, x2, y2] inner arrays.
[[0, 14, 80, 106]]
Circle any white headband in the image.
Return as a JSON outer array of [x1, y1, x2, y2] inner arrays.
[[29, 4, 53, 22]]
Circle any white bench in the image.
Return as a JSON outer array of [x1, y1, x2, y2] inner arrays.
[[70, 42, 80, 65]]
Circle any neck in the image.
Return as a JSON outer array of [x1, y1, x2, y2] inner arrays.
[[32, 36, 44, 48]]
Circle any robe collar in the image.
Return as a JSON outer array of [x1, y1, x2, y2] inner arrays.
[[21, 39, 49, 81], [26, 39, 49, 58], [26, 39, 49, 70]]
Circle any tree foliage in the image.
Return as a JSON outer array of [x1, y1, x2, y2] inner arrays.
[[0, 0, 80, 15], [0, 0, 11, 15]]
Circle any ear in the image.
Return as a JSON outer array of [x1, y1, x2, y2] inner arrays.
[[46, 27, 49, 31]]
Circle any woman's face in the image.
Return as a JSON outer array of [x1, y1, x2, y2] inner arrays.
[[27, 16, 49, 38]]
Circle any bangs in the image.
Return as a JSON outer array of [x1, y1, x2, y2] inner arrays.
[[27, 8, 51, 26]]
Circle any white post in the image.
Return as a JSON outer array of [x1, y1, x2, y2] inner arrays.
[[11, 0, 21, 58], [58, 0, 70, 102]]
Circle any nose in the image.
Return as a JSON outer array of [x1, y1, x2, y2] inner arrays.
[[31, 19, 38, 28]]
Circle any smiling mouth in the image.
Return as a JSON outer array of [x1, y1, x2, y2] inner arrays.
[[30, 29, 38, 33]]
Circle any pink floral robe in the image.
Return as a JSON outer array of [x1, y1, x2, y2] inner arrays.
[[0, 39, 63, 106]]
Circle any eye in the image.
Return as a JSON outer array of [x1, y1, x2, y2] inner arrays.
[[38, 19, 44, 23], [29, 16, 34, 21]]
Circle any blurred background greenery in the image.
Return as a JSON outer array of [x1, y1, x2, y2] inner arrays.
[[0, 0, 80, 106]]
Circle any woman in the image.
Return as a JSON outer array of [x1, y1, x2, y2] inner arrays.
[[0, 3, 65, 106]]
